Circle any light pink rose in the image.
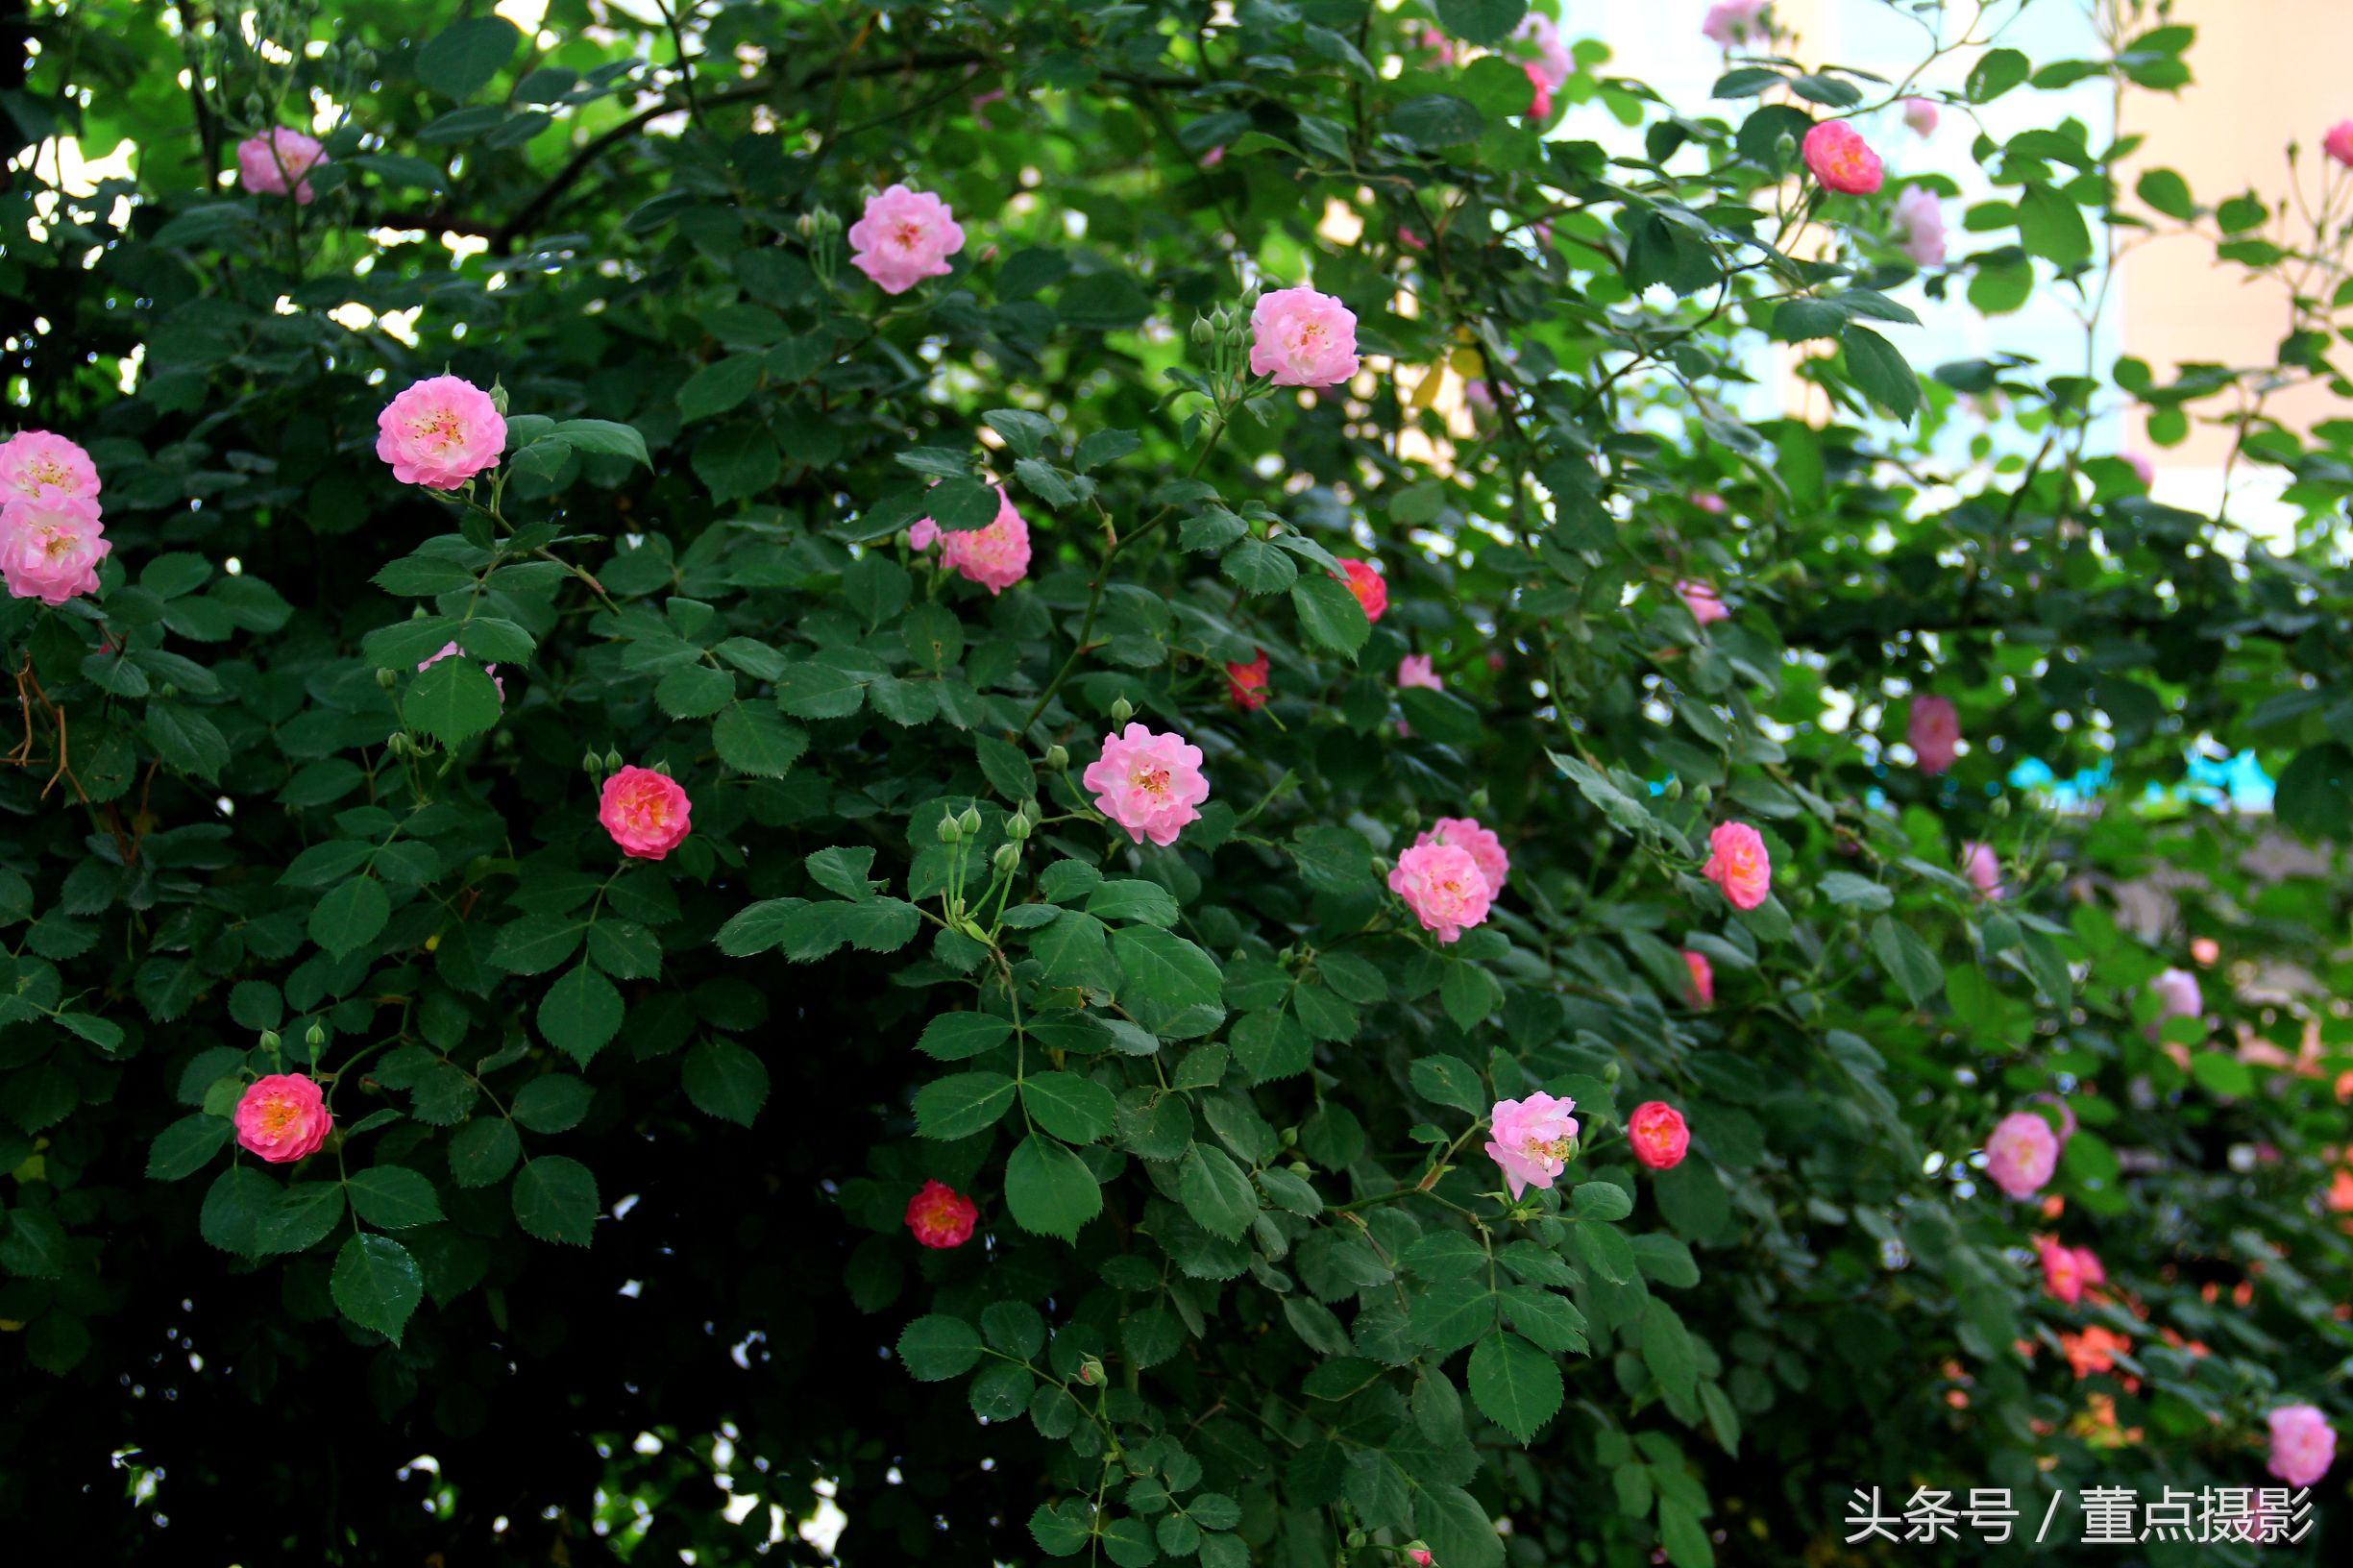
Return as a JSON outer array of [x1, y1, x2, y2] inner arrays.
[[1515, 12, 1573, 87], [1248, 285, 1360, 388], [1960, 840, 2002, 898], [1895, 185, 1947, 267], [2123, 451, 2154, 486], [1984, 1110, 2059, 1199], [1484, 1091, 1579, 1199], [1386, 842, 1492, 943], [600, 765, 693, 861], [906, 1179, 979, 1249], [1907, 695, 1959, 774], [2150, 966, 2202, 1027], [0, 429, 101, 509], [1803, 121, 1884, 195], [1693, 492, 1728, 515], [376, 375, 504, 490], [0, 492, 110, 605], [1676, 578, 1728, 626], [2267, 1404, 2336, 1488], [847, 184, 966, 295], [1521, 62, 1555, 121], [1702, 0, 1771, 46], [1337, 557, 1387, 622], [1629, 1101, 1690, 1170], [1417, 817, 1508, 899], [1684, 950, 1714, 1006], [233, 1073, 333, 1164], [1902, 97, 1940, 137], [1082, 723, 1210, 847], [237, 128, 329, 205], [2326, 122, 2353, 169], [1397, 653, 1442, 692], [1703, 821, 1772, 911], [419, 641, 505, 701], [915, 485, 1031, 595]]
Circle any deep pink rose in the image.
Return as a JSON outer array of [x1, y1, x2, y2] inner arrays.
[[1226, 649, 1270, 710], [915, 485, 1030, 595], [234, 1073, 332, 1164], [1984, 1111, 2059, 1199], [847, 184, 966, 295], [1895, 186, 1947, 267], [600, 766, 693, 861], [1417, 817, 1508, 899], [1407, 1551, 1434, 1568], [1337, 558, 1387, 621], [1684, 950, 1714, 1006], [1902, 97, 1940, 137], [1703, 821, 1772, 911], [1676, 578, 1728, 626], [0, 429, 101, 509], [1083, 723, 1209, 847], [1387, 842, 1493, 943], [1485, 1092, 1579, 1199], [1629, 1102, 1690, 1170], [0, 492, 109, 606], [1803, 121, 1884, 195], [1521, 62, 1555, 121], [2267, 1404, 2336, 1488], [1248, 285, 1360, 387], [1908, 695, 1959, 774], [237, 128, 329, 204], [376, 375, 504, 490], [906, 1179, 980, 1249], [2326, 122, 2353, 169], [2036, 1235, 2089, 1305]]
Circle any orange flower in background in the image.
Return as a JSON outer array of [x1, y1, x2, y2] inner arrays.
[[2072, 1392, 2144, 1447], [2060, 1326, 2131, 1379]]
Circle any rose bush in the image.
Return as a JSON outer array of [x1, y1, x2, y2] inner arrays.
[[3, 0, 2352, 1562]]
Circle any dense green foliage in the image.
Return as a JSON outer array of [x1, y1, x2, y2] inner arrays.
[[3, 0, 2351, 1561]]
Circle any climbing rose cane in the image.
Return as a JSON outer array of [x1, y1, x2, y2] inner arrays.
[[1486, 1092, 1580, 1198], [1083, 724, 1209, 847], [600, 766, 693, 861], [233, 1074, 333, 1164], [1703, 821, 1772, 910], [905, 1180, 979, 1250], [1629, 1102, 1691, 1170], [847, 184, 966, 294], [376, 375, 505, 490], [1248, 285, 1360, 387]]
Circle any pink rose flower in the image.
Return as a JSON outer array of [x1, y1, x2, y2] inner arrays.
[[2150, 966, 2203, 1027], [1629, 1102, 1690, 1170], [1521, 62, 1556, 121], [905, 1179, 980, 1249], [1226, 649, 1270, 710], [1703, 821, 1772, 911], [233, 1073, 333, 1164], [1960, 840, 2002, 898], [236, 128, 329, 205], [1408, 1551, 1434, 1568], [376, 375, 504, 490], [2036, 1235, 2090, 1305], [1397, 653, 1442, 692], [1082, 723, 1210, 847], [1984, 1110, 2059, 1199], [2190, 937, 2219, 968], [2123, 451, 2154, 486], [847, 184, 966, 295], [419, 641, 505, 701], [1803, 121, 1884, 195], [2326, 122, 2353, 168], [1895, 185, 1947, 267], [0, 492, 110, 605], [0, 429, 102, 509], [1684, 950, 1714, 1006], [1337, 557, 1387, 622], [2074, 1247, 2105, 1289], [1199, 145, 1226, 168], [600, 765, 693, 861], [1515, 12, 1572, 87], [1386, 842, 1492, 943], [1907, 695, 1959, 774], [1676, 578, 1728, 626], [1417, 816, 1508, 899], [915, 485, 1031, 595], [1693, 492, 1728, 514], [1248, 285, 1360, 388], [1484, 1091, 1580, 1199], [1902, 97, 1940, 137], [2267, 1404, 2337, 1488], [1702, 0, 1771, 46]]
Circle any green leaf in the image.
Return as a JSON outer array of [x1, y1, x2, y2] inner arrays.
[[1641, 1294, 1698, 1401], [448, 1116, 521, 1188], [418, 16, 522, 100], [1021, 1071, 1118, 1143], [1221, 537, 1298, 595], [1967, 46, 2030, 101], [1389, 93, 1484, 147], [511, 1074, 596, 1134], [807, 845, 879, 900], [683, 1038, 771, 1125], [713, 702, 809, 777], [1004, 1134, 1103, 1241], [1074, 429, 1141, 472], [1467, 1330, 1563, 1443], [1659, 1499, 1717, 1568], [199, 1166, 277, 1257], [144, 702, 230, 779], [256, 1183, 347, 1256], [1409, 1054, 1487, 1115], [1110, 926, 1226, 1039], [552, 418, 651, 467], [2137, 166, 2195, 219], [1868, 914, 1945, 1006], [0, 1206, 68, 1277], [915, 1071, 1018, 1139], [2018, 181, 2093, 267], [1433, 0, 1527, 46], [1839, 326, 1920, 423], [405, 654, 503, 744], [345, 1166, 445, 1230], [512, 1155, 600, 1245], [676, 355, 765, 422], [146, 1113, 232, 1181], [331, 1234, 426, 1344], [1817, 871, 1892, 911], [1573, 1182, 1634, 1222], [1290, 575, 1372, 660], [694, 423, 779, 502], [918, 1012, 1014, 1061], [898, 1313, 985, 1380], [537, 964, 623, 1066], [309, 877, 390, 959], [1178, 1142, 1259, 1239]]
